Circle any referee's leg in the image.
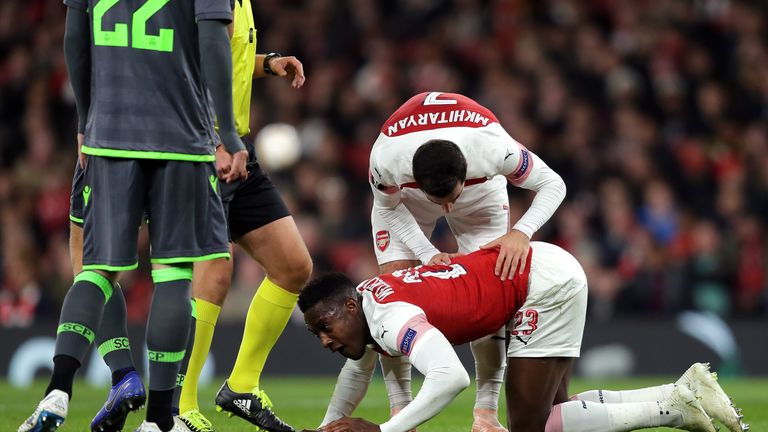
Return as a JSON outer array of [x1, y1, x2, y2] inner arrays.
[[226, 215, 312, 393]]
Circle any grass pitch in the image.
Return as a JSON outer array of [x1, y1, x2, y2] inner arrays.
[[1, 376, 765, 431]]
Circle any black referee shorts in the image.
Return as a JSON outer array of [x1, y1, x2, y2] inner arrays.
[[220, 159, 291, 242]]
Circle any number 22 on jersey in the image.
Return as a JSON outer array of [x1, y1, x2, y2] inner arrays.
[[93, 0, 173, 52]]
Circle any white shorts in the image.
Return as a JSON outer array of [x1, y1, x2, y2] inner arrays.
[[506, 241, 588, 358], [372, 176, 509, 265]]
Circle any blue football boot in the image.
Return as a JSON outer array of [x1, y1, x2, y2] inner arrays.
[[91, 370, 147, 432]]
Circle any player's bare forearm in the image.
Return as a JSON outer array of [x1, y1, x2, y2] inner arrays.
[[253, 54, 269, 78], [254, 53, 306, 88]]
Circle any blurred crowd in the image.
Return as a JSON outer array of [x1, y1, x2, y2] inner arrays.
[[1, 0, 766, 327]]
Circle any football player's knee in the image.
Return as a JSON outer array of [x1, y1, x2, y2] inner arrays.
[[202, 260, 233, 290], [293, 253, 313, 287], [209, 265, 233, 291], [271, 253, 313, 292], [195, 275, 230, 305]]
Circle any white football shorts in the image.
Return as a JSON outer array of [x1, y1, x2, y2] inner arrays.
[[506, 241, 588, 358]]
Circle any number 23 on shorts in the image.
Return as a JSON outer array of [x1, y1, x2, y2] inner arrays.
[[511, 309, 539, 336]]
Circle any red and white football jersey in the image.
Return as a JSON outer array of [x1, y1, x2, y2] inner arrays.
[[358, 248, 532, 357], [369, 92, 534, 192]]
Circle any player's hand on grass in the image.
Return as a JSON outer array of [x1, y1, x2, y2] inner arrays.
[[321, 417, 381, 432], [269, 55, 306, 88], [427, 252, 464, 266], [77, 133, 86, 168], [480, 229, 530, 281]]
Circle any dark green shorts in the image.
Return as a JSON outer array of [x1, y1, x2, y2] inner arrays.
[[81, 156, 230, 271]]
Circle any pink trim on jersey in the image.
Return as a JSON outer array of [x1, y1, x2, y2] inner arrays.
[[381, 92, 499, 137], [545, 404, 564, 432], [396, 314, 435, 355], [506, 148, 534, 185]]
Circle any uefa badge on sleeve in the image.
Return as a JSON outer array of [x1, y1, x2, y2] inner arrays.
[[376, 230, 390, 251]]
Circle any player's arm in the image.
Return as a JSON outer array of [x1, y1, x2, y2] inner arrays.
[[254, 53, 306, 88], [319, 347, 378, 427], [63, 2, 90, 166], [502, 147, 566, 238], [323, 326, 469, 432], [481, 135, 566, 279], [370, 164, 441, 265], [225, 9, 305, 87], [197, 13, 247, 181], [381, 330, 469, 432]]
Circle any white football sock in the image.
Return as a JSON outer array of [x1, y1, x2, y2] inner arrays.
[[573, 384, 674, 404], [470, 330, 506, 410], [546, 399, 682, 432]]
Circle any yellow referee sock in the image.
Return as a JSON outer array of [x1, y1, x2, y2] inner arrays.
[[227, 277, 298, 393], [178, 298, 220, 413]]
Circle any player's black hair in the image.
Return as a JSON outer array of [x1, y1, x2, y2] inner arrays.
[[412, 139, 467, 198], [298, 272, 358, 313]]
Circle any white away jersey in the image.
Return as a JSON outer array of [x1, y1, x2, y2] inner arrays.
[[369, 92, 534, 192]]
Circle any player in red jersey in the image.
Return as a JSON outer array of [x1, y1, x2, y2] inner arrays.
[[299, 243, 731, 432], [324, 91, 567, 431]]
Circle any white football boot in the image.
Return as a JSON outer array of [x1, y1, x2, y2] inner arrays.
[[134, 417, 192, 432], [660, 384, 717, 432], [18, 389, 69, 432], [677, 362, 749, 432]]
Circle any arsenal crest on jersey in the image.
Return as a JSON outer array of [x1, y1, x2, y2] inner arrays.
[[376, 230, 390, 251]]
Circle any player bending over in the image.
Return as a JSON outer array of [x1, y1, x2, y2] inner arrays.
[[327, 90, 567, 432], [299, 243, 747, 432]]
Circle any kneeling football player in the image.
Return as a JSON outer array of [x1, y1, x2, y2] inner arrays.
[[299, 242, 746, 432]]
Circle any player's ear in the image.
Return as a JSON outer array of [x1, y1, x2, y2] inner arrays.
[[344, 297, 358, 313]]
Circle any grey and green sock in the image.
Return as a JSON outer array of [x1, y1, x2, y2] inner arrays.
[[146, 266, 192, 427], [172, 298, 197, 411], [95, 283, 136, 385], [50, 271, 113, 396]]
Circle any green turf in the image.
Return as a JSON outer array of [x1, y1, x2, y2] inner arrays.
[[1, 377, 765, 431]]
